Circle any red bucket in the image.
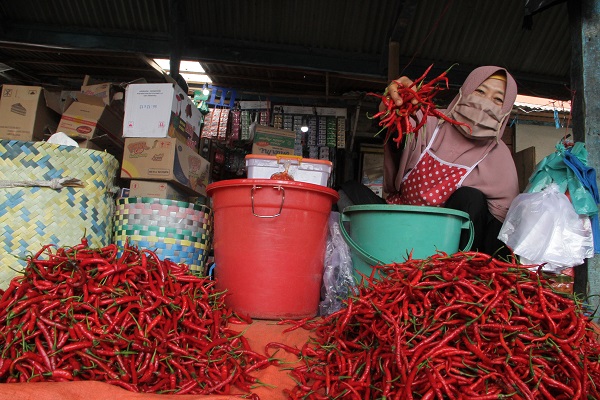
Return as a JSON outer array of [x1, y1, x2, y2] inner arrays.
[[207, 179, 339, 319]]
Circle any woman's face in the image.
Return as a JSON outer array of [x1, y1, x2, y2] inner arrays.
[[472, 78, 506, 106]]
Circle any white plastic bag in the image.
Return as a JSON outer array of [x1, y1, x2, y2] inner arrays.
[[498, 183, 594, 272], [319, 212, 355, 316]]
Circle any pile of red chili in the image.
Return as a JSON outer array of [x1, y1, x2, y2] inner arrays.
[[275, 252, 600, 399], [0, 239, 273, 395], [369, 64, 471, 147]]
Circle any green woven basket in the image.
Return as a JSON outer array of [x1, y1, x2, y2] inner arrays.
[[0, 140, 119, 289], [113, 197, 213, 276]]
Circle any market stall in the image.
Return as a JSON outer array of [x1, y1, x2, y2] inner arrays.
[[1, 243, 600, 399], [1, 61, 600, 399]]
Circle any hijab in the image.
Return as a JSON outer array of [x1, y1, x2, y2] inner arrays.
[[383, 66, 519, 221]]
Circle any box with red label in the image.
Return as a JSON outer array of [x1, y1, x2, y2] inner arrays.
[[120, 137, 210, 196], [57, 92, 124, 143], [122, 83, 201, 151]]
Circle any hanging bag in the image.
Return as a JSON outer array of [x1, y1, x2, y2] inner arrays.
[[499, 183, 593, 272]]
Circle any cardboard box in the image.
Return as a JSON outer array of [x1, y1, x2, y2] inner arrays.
[[75, 132, 124, 159], [123, 83, 202, 151], [251, 125, 296, 156], [57, 92, 124, 142], [121, 137, 210, 196], [81, 82, 124, 105], [128, 179, 190, 201], [0, 85, 62, 141]]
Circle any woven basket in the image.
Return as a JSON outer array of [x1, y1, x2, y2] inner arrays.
[[113, 197, 213, 275], [0, 140, 119, 289]]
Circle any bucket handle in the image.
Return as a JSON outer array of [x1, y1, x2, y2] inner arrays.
[[461, 219, 475, 253], [251, 185, 285, 218], [339, 211, 475, 266], [339, 212, 385, 266]]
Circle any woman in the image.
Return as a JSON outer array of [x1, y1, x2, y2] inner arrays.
[[342, 66, 519, 258]]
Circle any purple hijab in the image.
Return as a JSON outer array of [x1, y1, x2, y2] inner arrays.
[[383, 66, 519, 221]]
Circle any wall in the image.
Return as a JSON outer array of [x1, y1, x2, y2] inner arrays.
[[515, 122, 572, 164]]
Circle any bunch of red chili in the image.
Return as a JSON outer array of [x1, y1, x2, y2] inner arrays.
[[272, 252, 600, 399], [368, 64, 471, 147], [0, 239, 273, 395]]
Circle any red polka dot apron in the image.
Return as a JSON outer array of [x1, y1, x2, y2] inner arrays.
[[386, 125, 488, 206]]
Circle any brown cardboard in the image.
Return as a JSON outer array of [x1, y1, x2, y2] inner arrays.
[[251, 125, 296, 156], [121, 137, 210, 196], [81, 82, 124, 105], [0, 85, 61, 141], [57, 92, 124, 142], [122, 83, 202, 151], [128, 179, 190, 201], [75, 131, 124, 159]]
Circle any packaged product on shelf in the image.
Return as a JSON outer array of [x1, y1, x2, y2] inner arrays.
[[292, 115, 302, 131], [337, 116, 346, 148], [319, 146, 330, 160], [326, 116, 337, 147], [230, 109, 241, 140], [217, 109, 229, 140], [202, 108, 229, 140], [272, 112, 283, 129], [259, 110, 270, 125], [317, 116, 327, 146], [201, 108, 217, 139], [283, 114, 293, 130], [240, 110, 251, 140]]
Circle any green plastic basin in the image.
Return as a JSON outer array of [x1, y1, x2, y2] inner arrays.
[[340, 204, 474, 280]]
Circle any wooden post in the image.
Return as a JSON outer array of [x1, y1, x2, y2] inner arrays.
[[388, 41, 400, 82]]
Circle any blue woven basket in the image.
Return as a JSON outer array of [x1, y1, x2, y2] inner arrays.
[[0, 140, 119, 288]]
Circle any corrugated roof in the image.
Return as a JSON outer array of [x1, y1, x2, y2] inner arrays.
[[0, 0, 571, 103]]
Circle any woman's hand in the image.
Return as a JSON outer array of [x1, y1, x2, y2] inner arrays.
[[379, 76, 416, 112]]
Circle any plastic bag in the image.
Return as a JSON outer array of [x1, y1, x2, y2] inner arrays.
[[527, 142, 598, 216], [319, 211, 355, 316], [499, 183, 594, 273], [526, 141, 600, 254]]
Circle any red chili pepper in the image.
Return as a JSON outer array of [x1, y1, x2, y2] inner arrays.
[[0, 242, 282, 394], [278, 252, 600, 399], [43, 369, 74, 381], [368, 64, 474, 147]]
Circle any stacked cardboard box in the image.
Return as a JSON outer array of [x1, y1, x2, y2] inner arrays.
[[0, 82, 127, 159], [251, 125, 295, 156], [0, 85, 62, 141], [128, 180, 189, 201], [57, 86, 125, 157], [119, 82, 210, 200]]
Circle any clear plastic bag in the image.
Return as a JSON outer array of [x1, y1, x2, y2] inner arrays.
[[319, 211, 355, 316], [499, 183, 594, 273]]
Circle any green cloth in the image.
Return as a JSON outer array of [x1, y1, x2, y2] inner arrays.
[[526, 141, 598, 216]]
